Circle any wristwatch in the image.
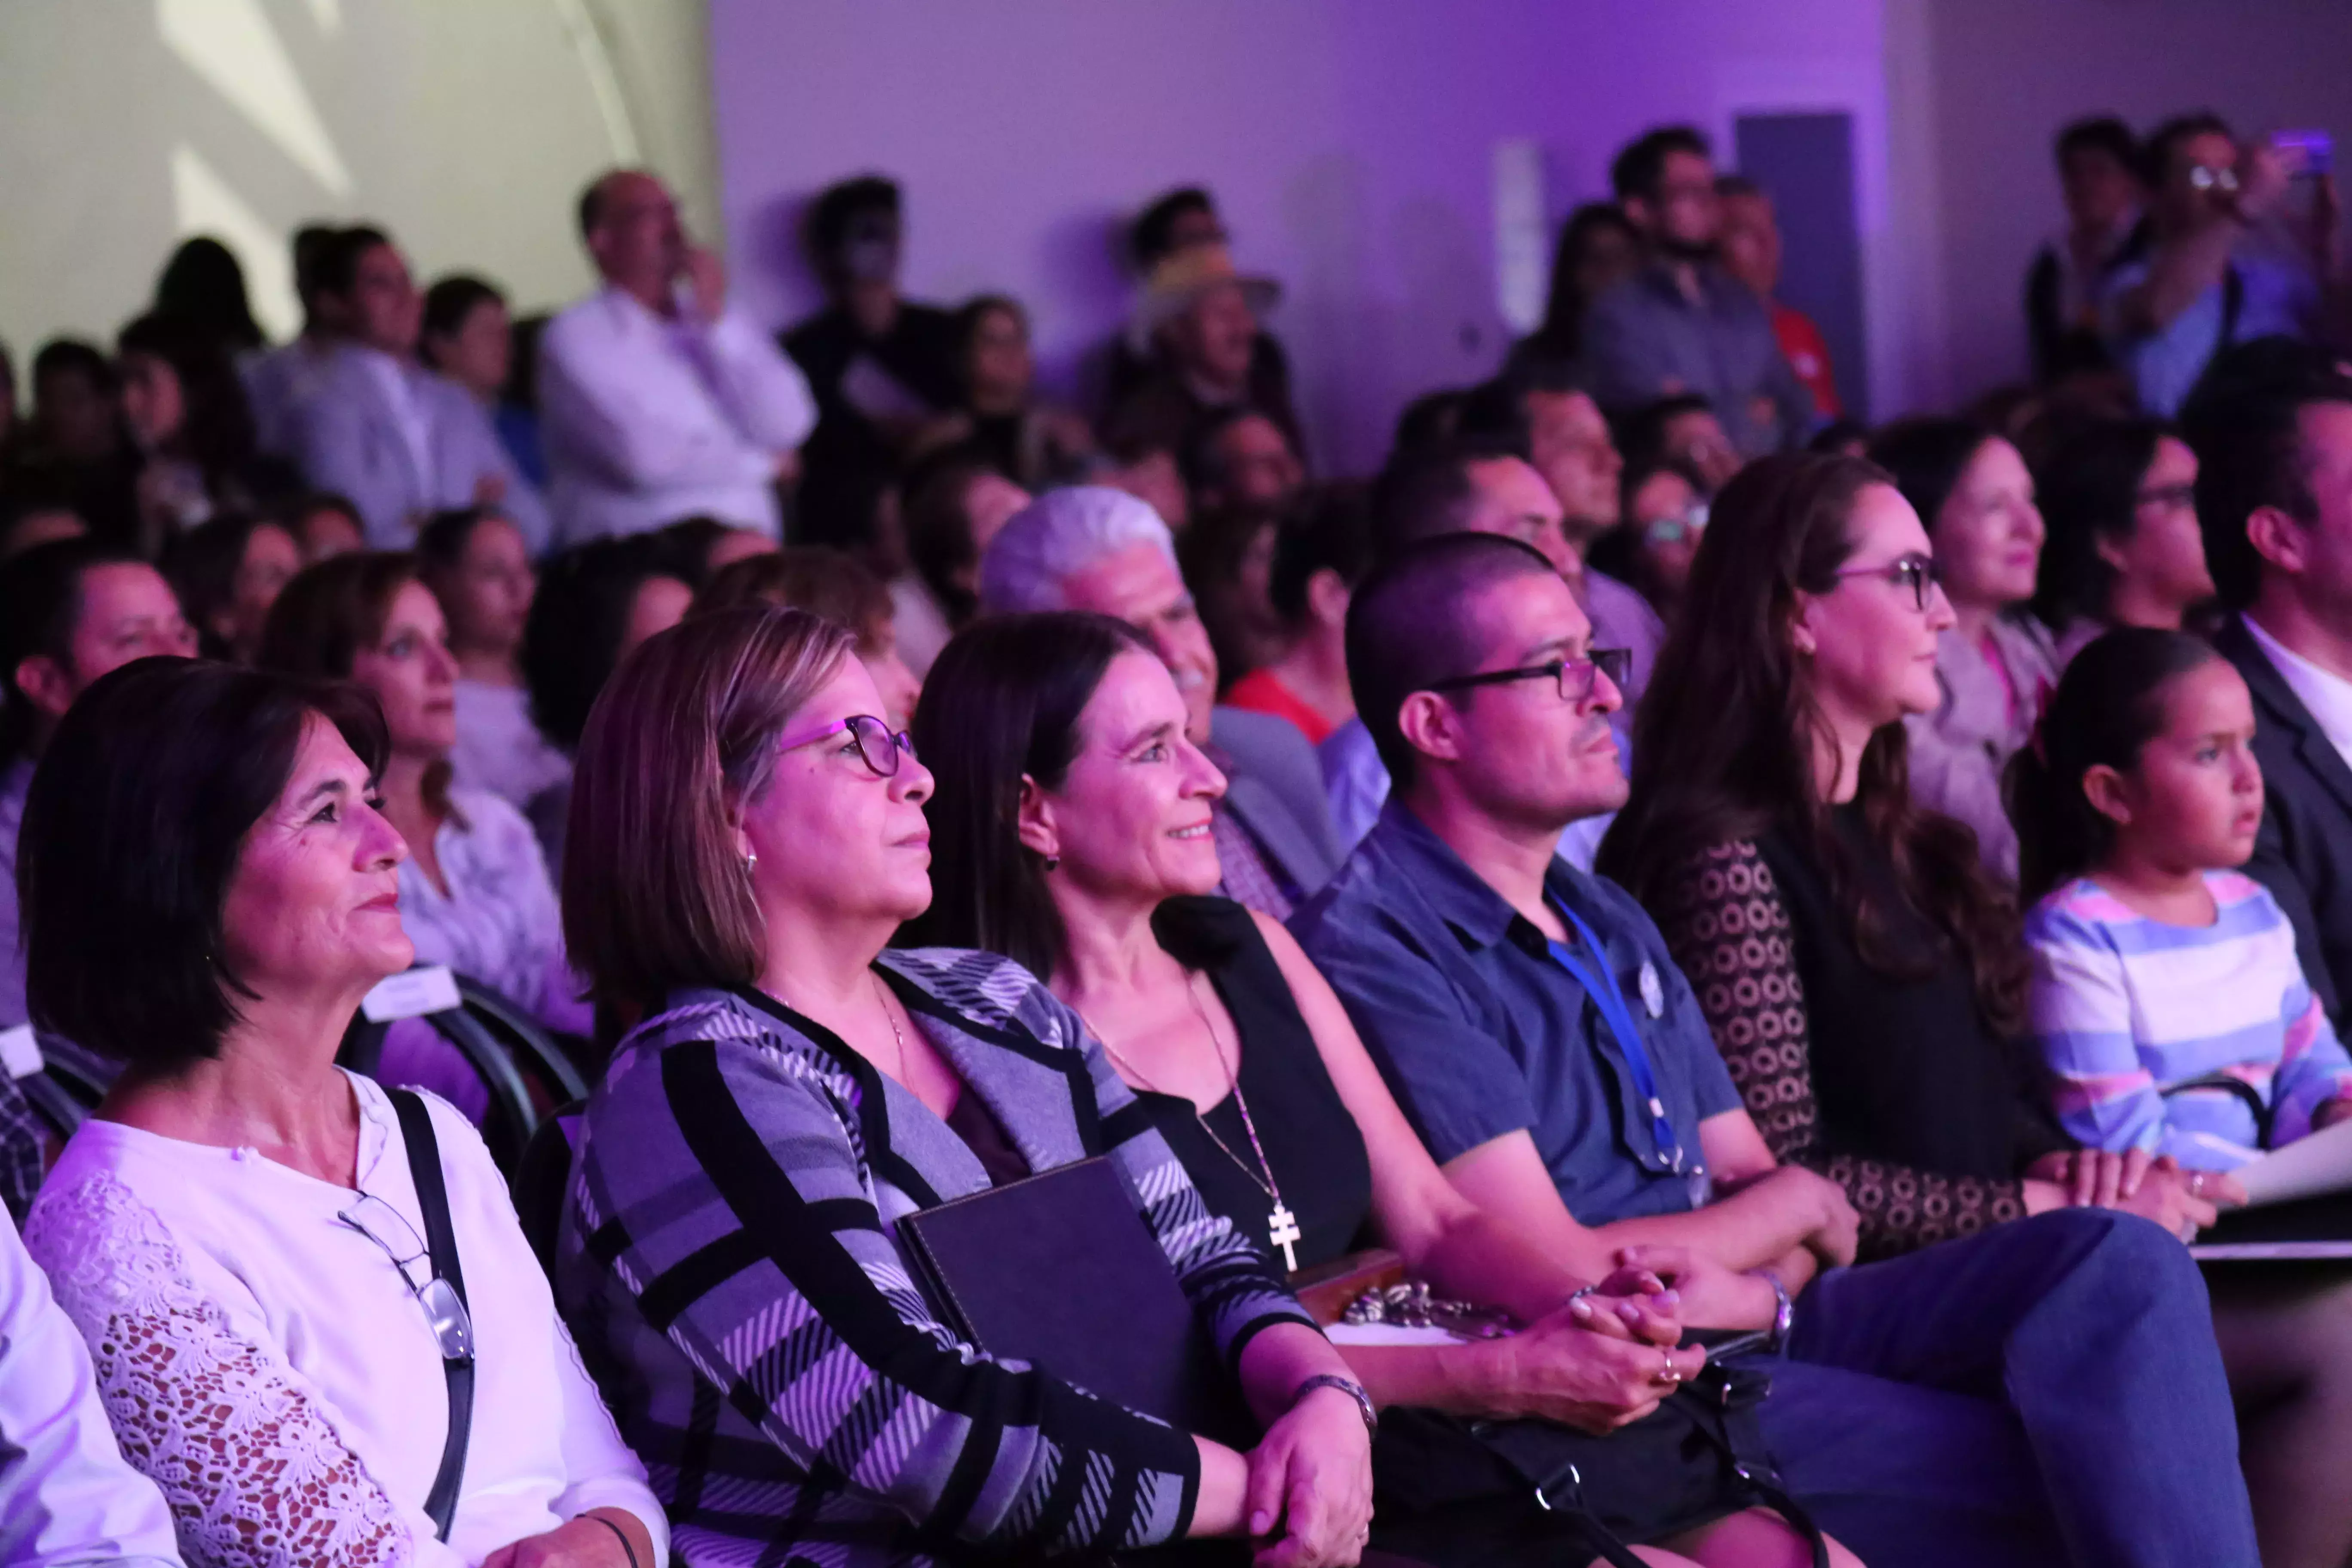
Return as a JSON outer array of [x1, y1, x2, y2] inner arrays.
[[1292, 1372, 1378, 1434], [1751, 1267, 1794, 1353]]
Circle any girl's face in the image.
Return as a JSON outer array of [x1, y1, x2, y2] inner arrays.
[[1932, 437, 2045, 614], [2093, 658, 2264, 870]]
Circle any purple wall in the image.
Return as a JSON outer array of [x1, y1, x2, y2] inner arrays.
[[707, 0, 1887, 474]]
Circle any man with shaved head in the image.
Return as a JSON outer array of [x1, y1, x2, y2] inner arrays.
[[1291, 533, 2261, 1568], [538, 168, 816, 545]]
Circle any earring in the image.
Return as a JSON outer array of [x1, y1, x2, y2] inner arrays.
[[1044, 855, 1061, 872], [744, 850, 759, 874]]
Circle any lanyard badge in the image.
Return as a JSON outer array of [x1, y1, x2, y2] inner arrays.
[[1543, 901, 1707, 1202]]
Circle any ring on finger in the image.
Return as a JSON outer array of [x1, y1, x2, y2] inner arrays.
[[2189, 1172, 2207, 1197]]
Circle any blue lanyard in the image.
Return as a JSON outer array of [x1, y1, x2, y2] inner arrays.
[[1543, 901, 1687, 1176]]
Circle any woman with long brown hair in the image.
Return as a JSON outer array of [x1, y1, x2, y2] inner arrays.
[[1599, 453, 2352, 1568]]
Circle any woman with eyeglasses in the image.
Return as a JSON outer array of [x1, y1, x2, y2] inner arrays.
[[552, 604, 1373, 1567], [907, 609, 1854, 1568], [17, 658, 664, 1568], [1601, 453, 2352, 1568], [2030, 417, 2215, 663], [1863, 419, 2057, 879], [1593, 456, 1710, 625]]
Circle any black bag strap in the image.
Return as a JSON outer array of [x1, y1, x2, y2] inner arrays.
[[390, 1089, 475, 1541]]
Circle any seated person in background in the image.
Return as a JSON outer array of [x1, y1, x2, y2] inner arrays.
[[2031, 416, 2214, 661], [1868, 418, 2056, 878], [553, 604, 1373, 1566], [1223, 486, 1370, 748], [1715, 176, 1841, 419], [1303, 528, 2261, 1568], [1100, 432, 1193, 533], [783, 176, 961, 533], [2101, 114, 2328, 418], [261, 554, 592, 1077], [2016, 628, 2352, 1168], [279, 488, 365, 564], [1181, 405, 1306, 517], [1106, 185, 1300, 422], [2024, 117, 2147, 387], [0, 541, 197, 1032], [416, 506, 570, 808], [911, 610, 1858, 1568], [418, 273, 550, 554], [0, 1204, 184, 1566], [906, 294, 1094, 488], [893, 453, 1030, 677], [292, 226, 546, 549], [515, 535, 692, 867], [1176, 499, 1287, 685], [1602, 455, 2352, 1568], [10, 339, 138, 549], [1580, 126, 1812, 459], [0, 486, 89, 561], [651, 511, 777, 591], [116, 312, 299, 546], [541, 168, 816, 544], [1591, 455, 1709, 625], [2190, 360, 2352, 1020], [161, 511, 300, 663], [1505, 202, 1643, 388], [983, 486, 1343, 916], [240, 224, 343, 461], [1106, 243, 1305, 466], [1619, 392, 1745, 494], [692, 545, 922, 728], [1320, 437, 1644, 865], [20, 658, 666, 1568]]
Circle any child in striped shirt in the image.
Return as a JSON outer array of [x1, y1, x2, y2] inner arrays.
[[2012, 628, 2352, 1169]]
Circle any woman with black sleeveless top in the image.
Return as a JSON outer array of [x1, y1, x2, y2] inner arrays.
[[908, 610, 1860, 1568]]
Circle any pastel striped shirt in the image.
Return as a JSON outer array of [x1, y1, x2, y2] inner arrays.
[[2025, 872, 2352, 1169]]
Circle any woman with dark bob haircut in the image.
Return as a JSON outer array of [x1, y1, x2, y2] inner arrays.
[[552, 603, 1372, 1567], [17, 657, 665, 1568], [1601, 452, 2352, 1568], [906, 612, 1853, 1568]]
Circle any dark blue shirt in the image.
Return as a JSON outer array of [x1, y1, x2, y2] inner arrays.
[[1289, 801, 1740, 1225]]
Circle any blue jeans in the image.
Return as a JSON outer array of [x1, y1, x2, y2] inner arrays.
[[1764, 1208, 2259, 1568]]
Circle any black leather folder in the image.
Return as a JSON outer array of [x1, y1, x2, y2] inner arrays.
[[898, 1155, 1258, 1447]]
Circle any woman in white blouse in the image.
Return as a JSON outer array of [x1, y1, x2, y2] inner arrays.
[[261, 552, 590, 1117], [416, 508, 570, 811], [17, 657, 663, 1568]]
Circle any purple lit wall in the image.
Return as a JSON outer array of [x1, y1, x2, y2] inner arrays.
[[706, 0, 1890, 475]]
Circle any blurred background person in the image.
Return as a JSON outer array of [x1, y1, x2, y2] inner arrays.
[[906, 293, 1094, 488], [2032, 416, 2214, 660], [693, 545, 922, 729], [893, 452, 1030, 677], [417, 506, 570, 808], [162, 511, 301, 664], [420, 273, 551, 546]]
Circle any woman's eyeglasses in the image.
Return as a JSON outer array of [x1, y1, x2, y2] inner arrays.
[[778, 714, 916, 778], [338, 1193, 472, 1363], [1425, 648, 1633, 707], [2135, 481, 2198, 513], [1641, 503, 1710, 547], [1832, 553, 1939, 612]]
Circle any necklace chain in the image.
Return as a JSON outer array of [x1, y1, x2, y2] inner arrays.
[[1093, 974, 1286, 1212], [769, 971, 910, 1086]]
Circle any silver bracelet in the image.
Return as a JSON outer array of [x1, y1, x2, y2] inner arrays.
[[1292, 1372, 1378, 1434]]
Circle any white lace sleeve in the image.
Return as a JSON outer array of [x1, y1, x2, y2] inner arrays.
[[24, 1173, 416, 1568]]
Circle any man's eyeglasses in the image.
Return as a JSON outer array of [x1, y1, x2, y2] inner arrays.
[[2188, 164, 2241, 196], [1426, 649, 1632, 707], [338, 1193, 472, 1363], [1832, 553, 1939, 612], [778, 714, 916, 778]]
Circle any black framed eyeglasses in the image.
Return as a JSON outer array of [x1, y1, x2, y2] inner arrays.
[[777, 714, 916, 778], [338, 1193, 472, 1363], [1426, 648, 1632, 706], [1831, 553, 1939, 612]]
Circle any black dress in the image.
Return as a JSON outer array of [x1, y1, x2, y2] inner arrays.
[[1136, 897, 1373, 1271]]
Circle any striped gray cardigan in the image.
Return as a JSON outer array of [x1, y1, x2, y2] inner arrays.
[[553, 946, 1317, 1567]]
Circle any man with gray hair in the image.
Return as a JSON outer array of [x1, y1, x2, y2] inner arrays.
[[980, 485, 1341, 916]]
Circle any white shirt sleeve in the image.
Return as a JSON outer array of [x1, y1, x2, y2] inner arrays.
[[24, 1173, 442, 1568], [694, 308, 820, 453], [0, 1207, 184, 1568]]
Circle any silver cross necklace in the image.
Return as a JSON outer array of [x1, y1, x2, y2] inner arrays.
[[1090, 973, 1303, 1272]]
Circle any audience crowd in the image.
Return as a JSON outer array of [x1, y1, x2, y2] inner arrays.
[[3, 107, 2352, 1568]]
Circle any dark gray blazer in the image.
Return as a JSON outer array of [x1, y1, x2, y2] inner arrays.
[[2218, 614, 2352, 1019], [1211, 704, 1344, 899]]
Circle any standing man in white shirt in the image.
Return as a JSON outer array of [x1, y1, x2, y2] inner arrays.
[[538, 169, 817, 545], [291, 227, 548, 552]]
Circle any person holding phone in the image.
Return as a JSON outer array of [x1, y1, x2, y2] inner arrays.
[[538, 169, 817, 547], [2101, 114, 2337, 416]]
